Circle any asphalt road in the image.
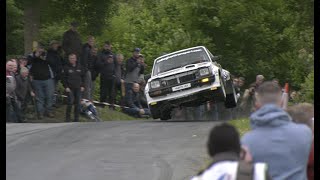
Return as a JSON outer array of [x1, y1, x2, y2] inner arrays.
[[6, 120, 221, 180]]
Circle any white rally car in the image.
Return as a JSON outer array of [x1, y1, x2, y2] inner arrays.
[[145, 46, 237, 120]]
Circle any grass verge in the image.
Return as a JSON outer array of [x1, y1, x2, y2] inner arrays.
[[25, 104, 146, 123], [228, 118, 251, 137]]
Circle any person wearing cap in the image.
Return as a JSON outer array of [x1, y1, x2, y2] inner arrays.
[[96, 54, 116, 107], [62, 21, 82, 59], [125, 48, 145, 92], [80, 35, 95, 100], [15, 67, 35, 122], [29, 45, 55, 119], [46, 40, 64, 107]]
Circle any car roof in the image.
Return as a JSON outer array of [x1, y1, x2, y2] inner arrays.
[[154, 46, 207, 62]]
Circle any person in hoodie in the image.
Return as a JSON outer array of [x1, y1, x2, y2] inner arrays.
[[46, 40, 64, 107], [61, 53, 85, 122], [80, 36, 95, 100], [241, 81, 312, 180]]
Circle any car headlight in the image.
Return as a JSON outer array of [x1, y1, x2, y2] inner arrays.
[[150, 80, 160, 89], [199, 68, 210, 76]]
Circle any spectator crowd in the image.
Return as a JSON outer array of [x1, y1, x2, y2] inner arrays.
[[6, 21, 150, 122], [6, 21, 314, 180]]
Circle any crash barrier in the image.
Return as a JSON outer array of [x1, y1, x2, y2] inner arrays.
[[54, 93, 131, 109]]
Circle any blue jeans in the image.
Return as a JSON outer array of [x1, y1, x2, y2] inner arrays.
[[32, 79, 54, 115]]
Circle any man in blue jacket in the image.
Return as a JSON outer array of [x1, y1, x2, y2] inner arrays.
[[241, 81, 312, 180]]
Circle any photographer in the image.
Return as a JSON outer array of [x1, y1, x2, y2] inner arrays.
[[240, 75, 264, 115], [29, 45, 55, 119]]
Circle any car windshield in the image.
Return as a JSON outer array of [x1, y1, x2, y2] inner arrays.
[[153, 48, 210, 76]]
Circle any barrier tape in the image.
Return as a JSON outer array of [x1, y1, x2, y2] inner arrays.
[[54, 94, 131, 109]]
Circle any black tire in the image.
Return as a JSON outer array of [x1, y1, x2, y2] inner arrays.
[[224, 81, 237, 108], [160, 109, 171, 121]]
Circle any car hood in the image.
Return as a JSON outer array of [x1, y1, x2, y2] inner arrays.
[[149, 62, 211, 82]]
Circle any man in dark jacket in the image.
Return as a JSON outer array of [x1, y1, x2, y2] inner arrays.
[[80, 36, 95, 100], [46, 40, 64, 107], [98, 41, 113, 60], [61, 53, 85, 122], [62, 22, 82, 59], [96, 54, 115, 106], [124, 83, 150, 117], [15, 67, 35, 122], [29, 46, 55, 119], [125, 48, 144, 92]]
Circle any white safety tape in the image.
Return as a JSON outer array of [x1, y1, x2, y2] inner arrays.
[[54, 94, 130, 109]]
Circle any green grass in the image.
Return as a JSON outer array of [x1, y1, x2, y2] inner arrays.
[[25, 104, 146, 123], [228, 118, 251, 137]]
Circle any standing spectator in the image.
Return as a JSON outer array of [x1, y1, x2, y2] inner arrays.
[[12, 59, 18, 76], [81, 36, 95, 100], [125, 49, 144, 92], [241, 81, 312, 180], [15, 67, 35, 122], [17, 56, 28, 73], [97, 54, 115, 107], [240, 75, 264, 114], [114, 54, 126, 105], [287, 103, 314, 180], [46, 40, 64, 107], [238, 77, 245, 89], [98, 41, 113, 59], [29, 46, 55, 119], [6, 60, 21, 122], [61, 54, 85, 122], [89, 47, 99, 100], [62, 22, 82, 59], [124, 83, 150, 117], [191, 123, 270, 180], [272, 78, 279, 86]]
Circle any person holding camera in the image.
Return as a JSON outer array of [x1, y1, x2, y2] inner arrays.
[[240, 75, 264, 115], [61, 53, 85, 122], [29, 45, 55, 119], [124, 48, 145, 93]]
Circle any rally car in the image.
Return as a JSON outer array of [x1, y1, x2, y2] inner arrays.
[[145, 46, 238, 120]]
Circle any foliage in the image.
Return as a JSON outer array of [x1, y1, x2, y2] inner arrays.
[[299, 70, 314, 103], [6, 0, 24, 55]]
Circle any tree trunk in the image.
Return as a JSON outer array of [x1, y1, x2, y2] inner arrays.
[[23, 3, 40, 55]]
